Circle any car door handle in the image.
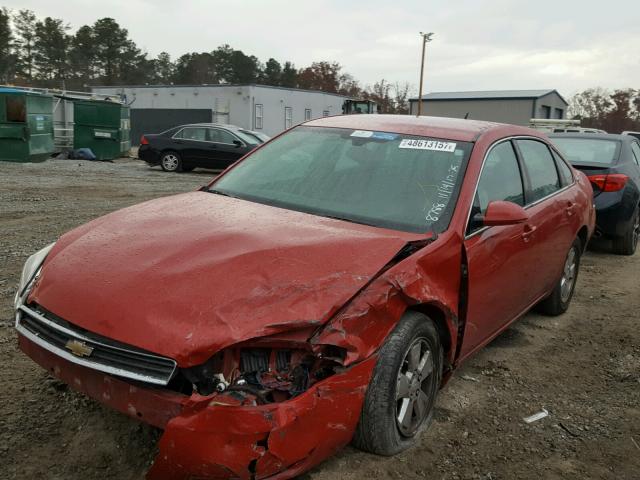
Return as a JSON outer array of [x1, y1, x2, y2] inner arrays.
[[522, 224, 537, 242], [566, 201, 575, 217]]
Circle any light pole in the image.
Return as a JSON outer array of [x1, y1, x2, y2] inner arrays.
[[417, 32, 434, 117]]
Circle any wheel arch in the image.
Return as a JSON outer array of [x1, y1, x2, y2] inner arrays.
[[160, 148, 180, 158], [577, 225, 589, 253], [407, 303, 455, 379]]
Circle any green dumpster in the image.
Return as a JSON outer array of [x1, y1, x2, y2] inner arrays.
[[73, 99, 131, 160], [0, 88, 54, 162]]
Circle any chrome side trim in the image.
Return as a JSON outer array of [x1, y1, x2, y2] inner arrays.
[[16, 306, 177, 386], [466, 226, 489, 239], [522, 183, 572, 210]]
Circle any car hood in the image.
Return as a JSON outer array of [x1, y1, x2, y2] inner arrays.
[[31, 191, 420, 366]]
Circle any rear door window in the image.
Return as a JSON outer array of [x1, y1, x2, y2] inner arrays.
[[209, 128, 237, 144], [516, 140, 561, 203], [176, 127, 207, 141], [468, 141, 524, 234]]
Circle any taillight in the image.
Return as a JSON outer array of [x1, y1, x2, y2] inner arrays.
[[140, 135, 149, 145], [587, 173, 628, 192]]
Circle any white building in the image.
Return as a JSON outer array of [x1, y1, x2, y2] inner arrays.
[[92, 84, 348, 144]]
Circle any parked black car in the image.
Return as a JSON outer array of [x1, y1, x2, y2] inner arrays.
[[241, 130, 271, 143], [550, 133, 640, 255], [138, 123, 268, 172], [622, 131, 640, 141]]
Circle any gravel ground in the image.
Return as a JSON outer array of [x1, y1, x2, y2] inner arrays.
[[1, 158, 638, 480]]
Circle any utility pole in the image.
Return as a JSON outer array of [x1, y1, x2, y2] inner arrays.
[[417, 32, 434, 116]]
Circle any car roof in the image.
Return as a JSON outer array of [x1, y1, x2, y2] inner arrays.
[[548, 132, 629, 141], [182, 123, 242, 130], [303, 114, 537, 142]]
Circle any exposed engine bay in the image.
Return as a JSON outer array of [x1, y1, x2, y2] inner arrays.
[[176, 344, 345, 405]]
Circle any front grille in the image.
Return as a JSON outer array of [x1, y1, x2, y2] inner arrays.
[[16, 304, 177, 385]]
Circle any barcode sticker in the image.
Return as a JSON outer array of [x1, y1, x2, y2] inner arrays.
[[399, 139, 457, 152], [350, 130, 374, 138]]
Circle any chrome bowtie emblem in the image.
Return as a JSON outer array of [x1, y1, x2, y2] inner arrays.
[[65, 339, 94, 357]]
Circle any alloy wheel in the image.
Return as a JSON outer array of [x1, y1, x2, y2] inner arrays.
[[560, 247, 578, 303], [396, 337, 435, 437], [162, 154, 179, 171]]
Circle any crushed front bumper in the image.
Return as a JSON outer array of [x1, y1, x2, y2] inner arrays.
[[19, 334, 376, 479]]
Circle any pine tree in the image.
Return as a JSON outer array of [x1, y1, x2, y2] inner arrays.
[[280, 61, 297, 88], [153, 51, 175, 83], [92, 17, 128, 84], [69, 25, 96, 85], [33, 17, 69, 82], [0, 7, 13, 82], [262, 58, 282, 86], [12, 9, 37, 80]]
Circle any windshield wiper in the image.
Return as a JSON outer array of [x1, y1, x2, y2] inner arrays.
[[208, 188, 238, 199], [320, 213, 377, 228]]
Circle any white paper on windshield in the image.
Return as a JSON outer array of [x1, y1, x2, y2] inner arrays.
[[350, 130, 374, 138], [399, 139, 456, 152]]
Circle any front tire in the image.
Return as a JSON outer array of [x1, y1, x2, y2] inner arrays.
[[536, 238, 582, 316], [353, 312, 442, 456], [612, 207, 639, 256], [160, 151, 182, 172]]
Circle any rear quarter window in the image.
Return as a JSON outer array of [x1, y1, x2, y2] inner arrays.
[[630, 142, 640, 166], [552, 150, 574, 185]]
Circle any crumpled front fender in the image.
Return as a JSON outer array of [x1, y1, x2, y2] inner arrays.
[[19, 334, 376, 480], [148, 356, 377, 480], [312, 233, 462, 367]]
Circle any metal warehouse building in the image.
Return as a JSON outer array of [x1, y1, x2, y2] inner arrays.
[[92, 84, 348, 144], [409, 90, 568, 126]]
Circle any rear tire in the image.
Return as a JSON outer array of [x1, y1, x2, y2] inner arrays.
[[353, 311, 442, 456], [160, 151, 182, 172], [612, 207, 639, 256], [536, 238, 582, 316]]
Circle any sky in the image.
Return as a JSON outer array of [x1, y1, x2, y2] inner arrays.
[[5, 0, 640, 98]]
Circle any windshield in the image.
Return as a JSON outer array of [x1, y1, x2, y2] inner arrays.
[[350, 102, 372, 114], [233, 129, 261, 146], [241, 129, 270, 142], [552, 138, 620, 165], [211, 126, 472, 233]]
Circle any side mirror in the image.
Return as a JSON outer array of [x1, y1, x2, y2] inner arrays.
[[233, 140, 243, 148], [478, 201, 529, 227]]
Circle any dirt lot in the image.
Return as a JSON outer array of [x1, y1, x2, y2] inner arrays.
[[1, 158, 638, 480]]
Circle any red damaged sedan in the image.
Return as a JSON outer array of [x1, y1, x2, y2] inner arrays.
[[15, 115, 595, 479]]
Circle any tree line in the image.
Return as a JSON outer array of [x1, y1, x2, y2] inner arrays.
[[0, 7, 412, 113], [569, 88, 640, 133]]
